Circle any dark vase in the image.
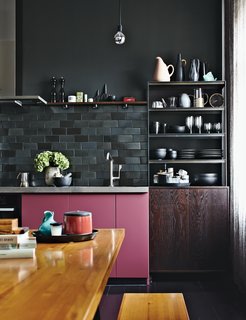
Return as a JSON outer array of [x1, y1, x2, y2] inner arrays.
[[175, 53, 186, 81], [175, 53, 182, 81]]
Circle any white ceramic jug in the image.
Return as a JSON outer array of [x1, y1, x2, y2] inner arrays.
[[153, 57, 174, 82]]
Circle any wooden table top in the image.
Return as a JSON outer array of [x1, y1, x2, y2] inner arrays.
[[0, 228, 125, 320]]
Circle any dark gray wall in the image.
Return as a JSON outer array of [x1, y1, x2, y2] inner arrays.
[[17, 0, 222, 100], [0, 0, 222, 186]]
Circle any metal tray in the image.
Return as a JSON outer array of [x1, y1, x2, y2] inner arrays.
[[32, 229, 98, 243]]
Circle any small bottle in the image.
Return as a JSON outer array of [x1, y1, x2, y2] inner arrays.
[[59, 77, 65, 102], [50, 77, 57, 103]]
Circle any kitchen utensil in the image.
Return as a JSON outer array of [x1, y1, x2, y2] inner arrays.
[[162, 123, 167, 133], [213, 122, 222, 133], [153, 56, 174, 81], [193, 173, 218, 186], [152, 101, 163, 108], [33, 230, 98, 243], [161, 98, 168, 108], [168, 125, 186, 133], [204, 122, 212, 133], [167, 149, 177, 159], [175, 53, 187, 81], [53, 173, 72, 187], [167, 96, 178, 108], [50, 222, 63, 236], [17, 172, 29, 187], [194, 116, 203, 134], [179, 93, 192, 108], [185, 116, 194, 134], [189, 58, 200, 81], [64, 211, 92, 234], [151, 121, 161, 134], [151, 148, 167, 160], [209, 93, 224, 107], [194, 88, 208, 107]]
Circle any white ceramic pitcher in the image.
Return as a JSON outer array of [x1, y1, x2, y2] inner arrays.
[[153, 56, 174, 82]]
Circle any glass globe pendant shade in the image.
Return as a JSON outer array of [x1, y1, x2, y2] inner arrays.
[[114, 25, 125, 45]]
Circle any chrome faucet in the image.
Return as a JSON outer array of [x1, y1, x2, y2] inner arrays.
[[106, 152, 122, 187]]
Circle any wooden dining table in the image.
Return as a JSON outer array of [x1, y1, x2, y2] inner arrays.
[[0, 228, 125, 320]]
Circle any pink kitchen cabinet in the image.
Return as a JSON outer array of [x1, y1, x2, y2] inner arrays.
[[22, 194, 69, 228], [115, 193, 149, 279], [21, 192, 149, 280]]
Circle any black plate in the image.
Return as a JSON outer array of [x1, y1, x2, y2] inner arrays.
[[32, 229, 98, 243]]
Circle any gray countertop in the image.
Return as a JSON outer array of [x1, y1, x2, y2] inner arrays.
[[0, 186, 149, 194]]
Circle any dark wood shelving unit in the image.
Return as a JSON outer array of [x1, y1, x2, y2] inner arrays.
[[148, 81, 229, 273]]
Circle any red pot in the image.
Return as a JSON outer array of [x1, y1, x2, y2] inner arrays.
[[64, 211, 92, 234]]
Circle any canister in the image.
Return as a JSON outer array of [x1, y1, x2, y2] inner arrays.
[[64, 211, 92, 234]]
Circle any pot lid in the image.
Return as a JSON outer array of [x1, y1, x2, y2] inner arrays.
[[64, 211, 92, 217]]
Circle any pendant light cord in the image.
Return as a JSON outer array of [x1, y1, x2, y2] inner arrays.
[[119, 0, 122, 26]]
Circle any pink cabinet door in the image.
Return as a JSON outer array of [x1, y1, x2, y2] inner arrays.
[[68, 194, 115, 228], [69, 194, 116, 277], [116, 193, 149, 278], [22, 194, 69, 228]]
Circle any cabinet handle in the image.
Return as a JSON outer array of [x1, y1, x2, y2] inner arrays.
[[0, 208, 15, 212]]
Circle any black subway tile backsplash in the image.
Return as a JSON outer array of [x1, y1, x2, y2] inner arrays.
[[0, 104, 148, 186]]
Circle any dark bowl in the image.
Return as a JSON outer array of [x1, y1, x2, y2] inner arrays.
[[168, 125, 186, 133], [193, 173, 218, 186], [151, 148, 167, 160], [53, 176, 72, 187]]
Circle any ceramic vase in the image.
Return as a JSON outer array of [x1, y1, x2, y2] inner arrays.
[[175, 53, 186, 81], [152, 57, 174, 82], [45, 166, 60, 186], [189, 58, 200, 81]]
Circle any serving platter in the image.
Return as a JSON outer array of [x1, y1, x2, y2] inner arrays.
[[32, 229, 98, 243]]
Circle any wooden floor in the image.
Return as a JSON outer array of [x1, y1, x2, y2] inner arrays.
[[99, 273, 246, 320]]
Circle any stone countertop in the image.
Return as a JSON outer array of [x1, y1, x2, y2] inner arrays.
[[0, 186, 149, 194]]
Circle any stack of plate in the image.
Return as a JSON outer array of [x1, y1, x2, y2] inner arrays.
[[197, 149, 223, 159], [178, 149, 196, 159]]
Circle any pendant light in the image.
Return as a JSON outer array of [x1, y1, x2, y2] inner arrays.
[[114, 0, 125, 45]]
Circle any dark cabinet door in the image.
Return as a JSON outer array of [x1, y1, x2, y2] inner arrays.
[[150, 187, 229, 272], [188, 188, 229, 270], [150, 188, 189, 271]]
